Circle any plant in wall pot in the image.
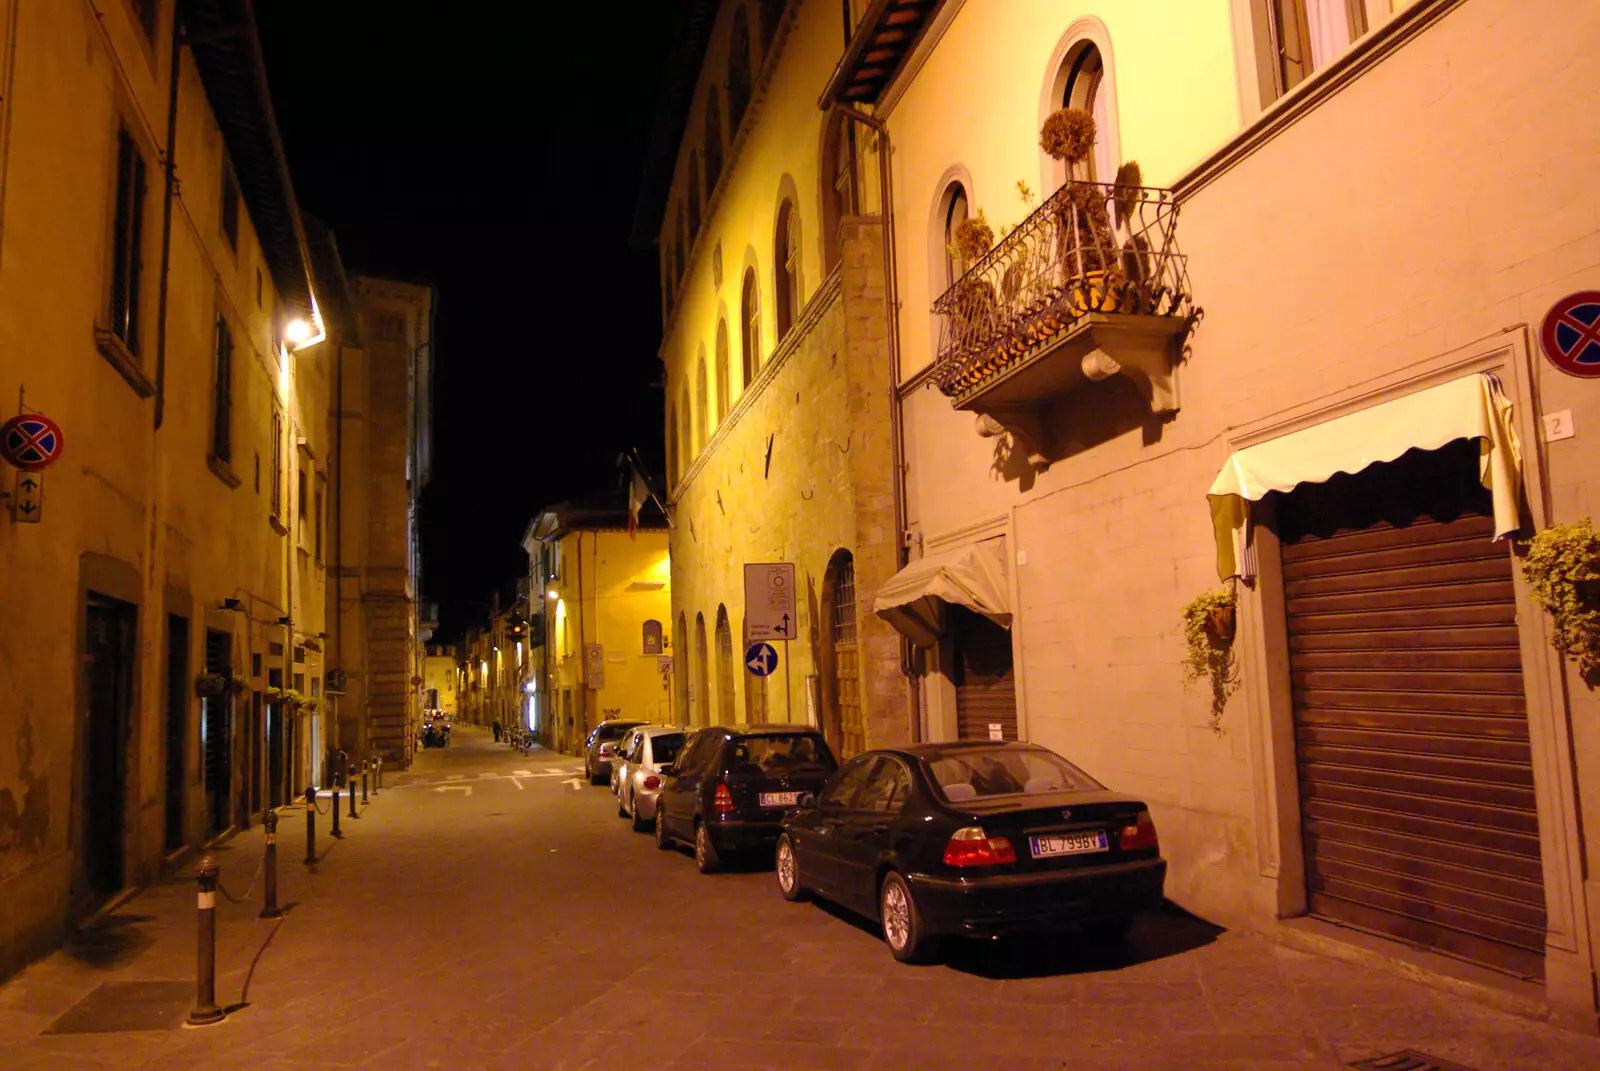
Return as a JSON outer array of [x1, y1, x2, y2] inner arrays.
[[1181, 587, 1240, 732], [1520, 518, 1600, 680], [228, 675, 250, 696], [194, 673, 228, 699]]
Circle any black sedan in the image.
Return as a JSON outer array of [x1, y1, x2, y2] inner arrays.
[[775, 741, 1165, 962]]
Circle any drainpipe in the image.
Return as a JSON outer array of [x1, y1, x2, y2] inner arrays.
[[828, 102, 920, 744], [0, 0, 23, 280], [153, 7, 183, 430]]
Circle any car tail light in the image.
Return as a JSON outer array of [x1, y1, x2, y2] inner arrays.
[[713, 784, 735, 814], [1119, 810, 1159, 852], [942, 826, 1015, 867], [643, 776, 661, 790]]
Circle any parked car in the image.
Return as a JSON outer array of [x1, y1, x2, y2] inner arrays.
[[774, 741, 1165, 963], [654, 724, 838, 872], [609, 727, 645, 794], [584, 719, 644, 784], [615, 726, 688, 831]]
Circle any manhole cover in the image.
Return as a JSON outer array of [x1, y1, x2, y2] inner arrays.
[[1349, 1051, 1484, 1071], [43, 981, 194, 1034]]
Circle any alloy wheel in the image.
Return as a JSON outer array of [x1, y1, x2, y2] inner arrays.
[[882, 877, 911, 951]]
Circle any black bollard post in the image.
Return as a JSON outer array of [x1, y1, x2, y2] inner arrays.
[[304, 787, 317, 864], [330, 784, 342, 839], [188, 857, 225, 1025], [348, 765, 359, 819], [261, 811, 281, 919], [361, 759, 369, 806]]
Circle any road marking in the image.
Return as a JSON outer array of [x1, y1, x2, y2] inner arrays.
[[509, 777, 524, 791], [513, 769, 534, 777], [434, 785, 473, 797], [479, 772, 499, 779], [562, 777, 586, 791], [448, 774, 465, 780]]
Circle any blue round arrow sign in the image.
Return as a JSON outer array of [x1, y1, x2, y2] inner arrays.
[[744, 642, 779, 677]]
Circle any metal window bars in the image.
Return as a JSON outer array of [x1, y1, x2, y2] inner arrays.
[[931, 179, 1191, 400]]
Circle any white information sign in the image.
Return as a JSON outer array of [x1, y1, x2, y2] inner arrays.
[[743, 562, 797, 641]]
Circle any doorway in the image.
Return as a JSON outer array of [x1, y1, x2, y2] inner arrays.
[[164, 614, 189, 852], [823, 551, 863, 756], [951, 605, 1018, 741], [82, 594, 136, 900], [202, 628, 232, 838]]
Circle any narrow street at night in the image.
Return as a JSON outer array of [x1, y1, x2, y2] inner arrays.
[[0, 726, 1594, 1070]]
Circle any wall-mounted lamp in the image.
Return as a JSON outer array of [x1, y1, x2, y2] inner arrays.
[[547, 590, 559, 600], [277, 616, 291, 625], [221, 598, 242, 611]]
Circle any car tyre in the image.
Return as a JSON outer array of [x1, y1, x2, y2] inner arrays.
[[775, 835, 809, 902], [694, 821, 720, 874], [617, 792, 629, 818], [630, 794, 649, 833], [880, 872, 935, 964], [654, 806, 672, 850]]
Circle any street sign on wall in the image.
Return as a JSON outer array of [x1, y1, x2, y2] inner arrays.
[[585, 643, 605, 688], [0, 414, 64, 471], [744, 642, 778, 677], [744, 562, 797, 641], [11, 471, 42, 523], [1540, 291, 1600, 378]]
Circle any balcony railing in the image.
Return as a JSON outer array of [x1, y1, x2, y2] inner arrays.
[[931, 179, 1191, 403]]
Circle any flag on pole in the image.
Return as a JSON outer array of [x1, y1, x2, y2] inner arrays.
[[627, 466, 648, 539]]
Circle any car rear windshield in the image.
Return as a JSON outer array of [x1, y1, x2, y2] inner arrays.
[[598, 723, 638, 741], [926, 748, 1101, 801], [651, 734, 685, 763], [726, 734, 834, 775]]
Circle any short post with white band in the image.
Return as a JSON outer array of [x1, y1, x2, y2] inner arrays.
[[188, 856, 225, 1025]]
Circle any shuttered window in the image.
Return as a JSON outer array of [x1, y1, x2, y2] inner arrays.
[[952, 605, 1017, 742], [1278, 439, 1543, 980], [109, 128, 148, 355], [211, 318, 233, 462]]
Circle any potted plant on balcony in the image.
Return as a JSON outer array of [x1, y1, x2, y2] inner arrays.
[[1040, 108, 1125, 316]]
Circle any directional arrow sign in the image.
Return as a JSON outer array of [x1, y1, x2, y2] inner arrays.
[[433, 785, 473, 797], [744, 562, 797, 641], [12, 470, 41, 524], [745, 642, 779, 677], [562, 777, 587, 791]]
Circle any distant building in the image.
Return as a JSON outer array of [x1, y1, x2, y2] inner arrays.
[[524, 500, 672, 753], [423, 645, 459, 717]]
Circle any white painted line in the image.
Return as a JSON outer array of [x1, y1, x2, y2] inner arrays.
[[448, 774, 465, 780], [509, 777, 525, 791], [513, 769, 534, 778], [434, 785, 473, 797], [562, 777, 586, 791], [479, 772, 499, 779]]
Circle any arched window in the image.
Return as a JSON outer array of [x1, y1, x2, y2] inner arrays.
[[774, 200, 799, 340], [704, 90, 724, 193], [741, 613, 767, 722], [1053, 41, 1113, 184], [821, 550, 862, 756], [666, 403, 678, 484], [715, 606, 735, 725], [642, 619, 664, 655], [941, 181, 970, 289], [686, 151, 702, 239], [675, 611, 690, 725], [715, 320, 731, 421], [740, 267, 761, 385], [695, 350, 709, 449], [694, 612, 710, 726], [727, 6, 752, 132], [758, 0, 784, 54], [679, 382, 692, 465], [676, 204, 689, 284], [821, 114, 858, 272]]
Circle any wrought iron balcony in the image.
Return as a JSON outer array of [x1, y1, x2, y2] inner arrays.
[[930, 179, 1195, 465]]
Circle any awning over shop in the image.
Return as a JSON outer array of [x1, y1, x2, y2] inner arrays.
[[1206, 373, 1523, 579], [873, 539, 1011, 647]]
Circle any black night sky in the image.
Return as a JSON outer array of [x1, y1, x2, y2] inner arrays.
[[256, 3, 682, 642]]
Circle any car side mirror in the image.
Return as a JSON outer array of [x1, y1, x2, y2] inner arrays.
[[657, 764, 674, 776], [797, 792, 816, 809]]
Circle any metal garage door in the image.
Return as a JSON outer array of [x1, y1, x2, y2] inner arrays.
[[952, 606, 1018, 742], [1278, 439, 1544, 980]]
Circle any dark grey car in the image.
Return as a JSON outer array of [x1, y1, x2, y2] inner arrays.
[[584, 719, 644, 784]]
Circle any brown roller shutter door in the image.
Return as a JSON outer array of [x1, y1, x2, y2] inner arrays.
[[952, 606, 1018, 741], [1277, 439, 1544, 980]]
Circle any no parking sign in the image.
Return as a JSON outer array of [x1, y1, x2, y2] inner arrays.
[[1540, 291, 1600, 378]]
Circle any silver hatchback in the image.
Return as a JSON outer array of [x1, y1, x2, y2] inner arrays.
[[615, 726, 688, 832]]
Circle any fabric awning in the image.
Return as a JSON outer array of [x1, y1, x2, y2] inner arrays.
[[873, 539, 1011, 647], [1206, 373, 1523, 579]]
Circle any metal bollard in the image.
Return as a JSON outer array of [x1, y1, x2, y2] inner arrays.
[[361, 760, 369, 806], [261, 811, 281, 919], [348, 765, 359, 819], [330, 784, 342, 838], [373, 755, 382, 795], [188, 856, 225, 1025], [304, 787, 317, 864]]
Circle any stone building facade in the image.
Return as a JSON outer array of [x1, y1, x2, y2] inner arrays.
[[639, 0, 909, 754], [843, 0, 1600, 1030]]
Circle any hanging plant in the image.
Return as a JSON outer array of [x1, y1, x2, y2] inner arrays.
[[1521, 519, 1600, 679], [300, 697, 323, 716], [194, 673, 228, 699], [228, 675, 250, 696], [1181, 587, 1240, 732]]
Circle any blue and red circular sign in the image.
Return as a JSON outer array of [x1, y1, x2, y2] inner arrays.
[[1540, 290, 1600, 379], [0, 414, 64, 471]]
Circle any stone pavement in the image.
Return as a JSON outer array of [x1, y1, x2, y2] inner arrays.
[[1, 726, 1597, 1070]]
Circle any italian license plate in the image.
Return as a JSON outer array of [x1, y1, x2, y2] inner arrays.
[[759, 791, 801, 808], [1029, 831, 1108, 859]]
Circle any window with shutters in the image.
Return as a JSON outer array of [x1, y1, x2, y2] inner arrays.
[[314, 480, 325, 562], [822, 114, 858, 272], [297, 466, 309, 546], [727, 6, 752, 133], [704, 90, 724, 193], [105, 126, 149, 361], [715, 320, 731, 422], [740, 268, 761, 386], [210, 317, 233, 463], [679, 383, 693, 465], [270, 410, 285, 528], [1248, 0, 1369, 105], [220, 159, 240, 251], [695, 351, 709, 448], [775, 200, 800, 339]]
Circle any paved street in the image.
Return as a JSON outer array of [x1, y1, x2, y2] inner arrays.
[[1, 725, 1597, 1070]]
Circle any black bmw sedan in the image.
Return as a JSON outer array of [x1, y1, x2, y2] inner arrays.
[[775, 741, 1165, 962]]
